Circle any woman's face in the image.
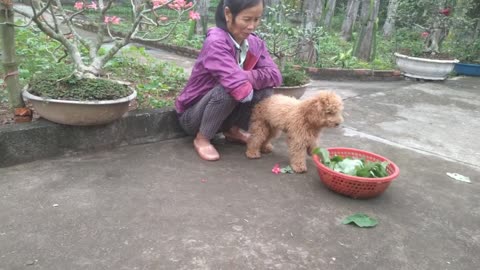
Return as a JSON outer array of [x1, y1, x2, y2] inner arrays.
[[225, 2, 263, 44]]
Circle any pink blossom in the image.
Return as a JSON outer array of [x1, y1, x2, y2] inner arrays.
[[168, 3, 179, 10], [104, 16, 121, 24], [189, 11, 200, 20], [272, 164, 281, 174], [111, 16, 120, 24], [175, 0, 187, 6], [73, 1, 84, 10], [152, 0, 167, 9], [439, 7, 451, 16], [421, 31, 429, 38], [86, 1, 98, 10], [168, 0, 193, 10], [159, 16, 168, 22]]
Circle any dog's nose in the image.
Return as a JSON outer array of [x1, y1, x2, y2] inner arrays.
[[335, 123, 340, 127]]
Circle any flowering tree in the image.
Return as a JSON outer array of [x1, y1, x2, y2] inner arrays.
[[397, 0, 476, 55], [13, 0, 199, 79], [421, 5, 451, 54], [257, 4, 323, 69]]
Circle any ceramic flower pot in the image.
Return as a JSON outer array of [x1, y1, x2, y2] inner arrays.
[[273, 82, 311, 99], [394, 52, 459, 80], [22, 87, 137, 126]]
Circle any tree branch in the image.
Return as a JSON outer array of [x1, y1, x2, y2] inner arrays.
[[14, 1, 86, 73], [93, 0, 115, 57]]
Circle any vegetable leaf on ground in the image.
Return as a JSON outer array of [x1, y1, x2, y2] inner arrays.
[[342, 213, 378, 228], [280, 165, 294, 174]]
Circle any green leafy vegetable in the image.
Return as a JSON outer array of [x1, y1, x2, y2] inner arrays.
[[342, 213, 378, 228], [333, 159, 364, 176], [280, 165, 294, 174], [313, 147, 331, 164], [313, 148, 389, 178]]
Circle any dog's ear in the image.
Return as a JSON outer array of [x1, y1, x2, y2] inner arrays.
[[320, 92, 342, 115], [303, 98, 324, 125]]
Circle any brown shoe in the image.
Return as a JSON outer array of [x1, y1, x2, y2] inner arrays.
[[193, 140, 220, 161]]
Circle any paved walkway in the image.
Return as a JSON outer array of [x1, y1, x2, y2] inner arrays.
[[2, 77, 480, 269], [2, 4, 480, 269]]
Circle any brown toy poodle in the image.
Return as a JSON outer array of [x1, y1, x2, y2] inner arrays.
[[246, 91, 344, 173]]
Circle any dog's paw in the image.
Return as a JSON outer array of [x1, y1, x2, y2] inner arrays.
[[292, 164, 307, 173], [246, 150, 261, 159], [261, 143, 274, 154]]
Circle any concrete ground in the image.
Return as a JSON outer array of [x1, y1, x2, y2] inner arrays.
[[1, 76, 479, 269]]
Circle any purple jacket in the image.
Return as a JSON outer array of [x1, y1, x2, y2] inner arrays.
[[175, 27, 282, 113]]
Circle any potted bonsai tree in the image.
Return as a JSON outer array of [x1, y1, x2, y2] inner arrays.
[[256, 4, 313, 99], [393, 1, 475, 80], [13, 0, 199, 125]]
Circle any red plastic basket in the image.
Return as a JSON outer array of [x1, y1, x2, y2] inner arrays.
[[313, 147, 400, 199]]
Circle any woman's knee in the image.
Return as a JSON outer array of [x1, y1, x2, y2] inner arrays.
[[252, 88, 274, 102], [209, 86, 238, 106]]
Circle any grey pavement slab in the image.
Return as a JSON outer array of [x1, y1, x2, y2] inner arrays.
[[1, 77, 480, 269]]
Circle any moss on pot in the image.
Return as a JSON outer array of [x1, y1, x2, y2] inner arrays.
[[29, 67, 132, 101]]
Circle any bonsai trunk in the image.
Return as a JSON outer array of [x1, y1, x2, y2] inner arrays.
[[277, 55, 286, 72], [424, 21, 448, 54], [1, 2, 25, 109], [298, 0, 323, 62], [195, 0, 209, 35]]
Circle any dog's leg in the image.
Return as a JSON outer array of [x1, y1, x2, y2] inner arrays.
[[260, 128, 278, 154], [306, 136, 319, 156], [288, 137, 308, 173], [246, 120, 269, 159]]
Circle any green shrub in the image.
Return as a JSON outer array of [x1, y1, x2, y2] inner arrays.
[[281, 65, 310, 86], [29, 66, 132, 100], [104, 46, 187, 108]]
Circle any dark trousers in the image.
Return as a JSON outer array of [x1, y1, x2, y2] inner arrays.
[[178, 86, 273, 139]]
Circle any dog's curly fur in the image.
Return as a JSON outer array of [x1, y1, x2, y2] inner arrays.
[[246, 91, 344, 173]]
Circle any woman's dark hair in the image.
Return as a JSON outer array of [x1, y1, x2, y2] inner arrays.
[[215, 0, 264, 30]]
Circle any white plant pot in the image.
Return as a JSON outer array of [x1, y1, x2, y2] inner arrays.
[[394, 52, 459, 80], [273, 82, 311, 99], [23, 87, 137, 126]]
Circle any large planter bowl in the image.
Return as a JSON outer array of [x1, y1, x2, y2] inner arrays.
[[454, 63, 480, 77], [273, 82, 311, 99], [394, 52, 459, 80], [22, 87, 137, 126]]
